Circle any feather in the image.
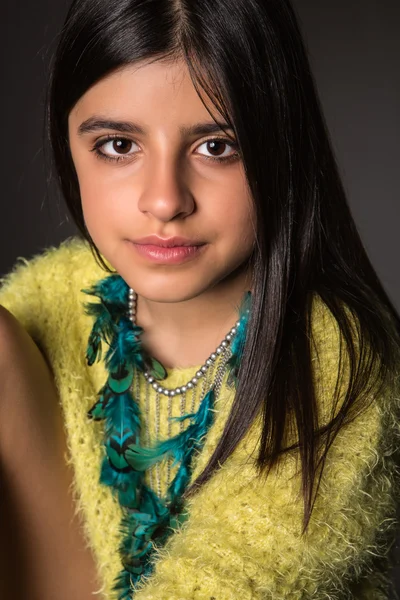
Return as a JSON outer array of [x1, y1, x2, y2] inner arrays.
[[100, 390, 142, 509], [105, 317, 145, 372], [84, 301, 115, 365], [103, 391, 141, 444], [143, 355, 167, 381], [81, 273, 129, 309], [108, 362, 134, 395], [87, 384, 113, 420], [113, 570, 135, 600], [227, 290, 252, 385], [166, 390, 216, 500], [125, 390, 215, 472], [100, 460, 142, 509]]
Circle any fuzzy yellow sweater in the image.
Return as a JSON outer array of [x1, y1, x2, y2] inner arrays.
[[1, 236, 400, 599]]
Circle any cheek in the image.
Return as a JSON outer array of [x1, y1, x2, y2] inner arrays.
[[70, 142, 127, 209], [218, 188, 255, 243], [208, 193, 255, 267], [78, 180, 106, 226], [78, 172, 133, 226]]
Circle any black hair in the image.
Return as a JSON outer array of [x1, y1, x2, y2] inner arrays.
[[49, 0, 400, 531]]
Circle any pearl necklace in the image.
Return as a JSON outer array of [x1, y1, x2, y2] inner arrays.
[[128, 287, 245, 396]]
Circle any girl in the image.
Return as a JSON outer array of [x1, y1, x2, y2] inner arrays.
[[1, 0, 400, 598]]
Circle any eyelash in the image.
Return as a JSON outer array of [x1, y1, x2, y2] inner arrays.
[[90, 134, 240, 165]]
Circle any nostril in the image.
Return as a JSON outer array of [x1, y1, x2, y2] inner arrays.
[[137, 183, 195, 222]]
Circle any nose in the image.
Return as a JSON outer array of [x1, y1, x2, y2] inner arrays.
[[137, 156, 195, 222]]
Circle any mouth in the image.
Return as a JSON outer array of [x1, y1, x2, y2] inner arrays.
[[131, 235, 204, 248], [128, 236, 206, 264]]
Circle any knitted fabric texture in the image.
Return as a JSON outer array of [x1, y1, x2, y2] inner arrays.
[[1, 236, 400, 599]]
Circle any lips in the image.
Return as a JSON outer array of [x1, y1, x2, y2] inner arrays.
[[128, 236, 206, 264], [132, 235, 203, 248]]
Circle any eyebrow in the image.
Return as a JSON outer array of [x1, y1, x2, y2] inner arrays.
[[77, 117, 234, 137]]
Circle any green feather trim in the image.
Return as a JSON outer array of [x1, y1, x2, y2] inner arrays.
[[227, 290, 252, 386], [83, 273, 250, 599], [144, 356, 167, 380]]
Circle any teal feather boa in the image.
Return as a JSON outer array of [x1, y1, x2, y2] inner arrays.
[[82, 275, 250, 598]]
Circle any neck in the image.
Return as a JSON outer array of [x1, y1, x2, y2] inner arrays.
[[136, 271, 250, 369]]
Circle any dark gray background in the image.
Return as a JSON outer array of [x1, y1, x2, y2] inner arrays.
[[1, 0, 400, 592], [1, 0, 71, 270]]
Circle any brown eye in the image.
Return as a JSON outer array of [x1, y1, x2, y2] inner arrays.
[[94, 136, 139, 159], [112, 139, 133, 154], [195, 138, 239, 162], [206, 140, 227, 156]]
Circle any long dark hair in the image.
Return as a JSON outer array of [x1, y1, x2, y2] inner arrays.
[[49, 0, 400, 530]]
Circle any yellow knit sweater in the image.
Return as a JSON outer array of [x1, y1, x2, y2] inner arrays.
[[1, 236, 399, 599]]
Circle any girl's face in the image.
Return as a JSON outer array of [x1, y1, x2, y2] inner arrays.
[[68, 59, 255, 303]]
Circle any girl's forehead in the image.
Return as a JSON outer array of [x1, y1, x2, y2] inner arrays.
[[69, 59, 221, 130]]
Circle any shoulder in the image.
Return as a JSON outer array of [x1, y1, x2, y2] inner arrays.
[[0, 236, 100, 294], [309, 294, 343, 355], [0, 238, 113, 380], [308, 294, 357, 422], [308, 294, 400, 445], [0, 236, 93, 349], [0, 237, 105, 331], [0, 237, 110, 412]]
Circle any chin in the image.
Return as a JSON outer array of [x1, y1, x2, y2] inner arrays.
[[132, 282, 212, 304], [126, 268, 220, 303]]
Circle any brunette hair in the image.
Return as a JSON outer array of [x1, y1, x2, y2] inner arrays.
[[48, 0, 400, 530]]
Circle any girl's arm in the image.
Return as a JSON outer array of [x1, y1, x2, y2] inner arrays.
[[0, 305, 99, 600]]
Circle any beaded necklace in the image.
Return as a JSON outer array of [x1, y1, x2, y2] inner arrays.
[[82, 274, 250, 599]]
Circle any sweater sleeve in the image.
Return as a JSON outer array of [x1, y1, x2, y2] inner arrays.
[[0, 255, 41, 330], [0, 238, 89, 341], [133, 302, 400, 599]]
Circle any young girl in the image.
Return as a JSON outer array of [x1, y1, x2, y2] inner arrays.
[[1, 0, 400, 598]]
